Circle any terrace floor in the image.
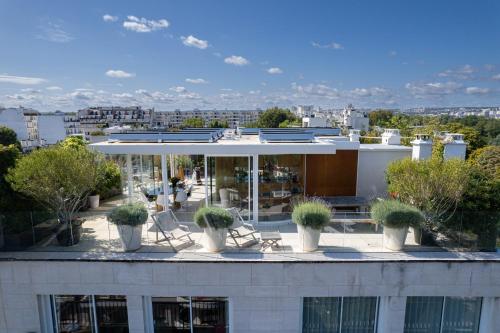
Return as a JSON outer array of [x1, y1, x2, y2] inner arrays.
[[25, 196, 443, 255]]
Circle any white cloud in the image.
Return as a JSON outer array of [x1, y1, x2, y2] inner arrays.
[[292, 83, 340, 99], [267, 67, 283, 75], [492, 74, 500, 81], [311, 41, 344, 50], [105, 70, 135, 78], [438, 65, 475, 80], [37, 21, 74, 43], [169, 86, 187, 93], [224, 55, 249, 66], [181, 35, 208, 49], [185, 78, 207, 84], [0, 75, 47, 85], [405, 81, 462, 98], [350, 87, 388, 97], [103, 14, 118, 22], [46, 86, 62, 91], [465, 87, 491, 95], [123, 16, 169, 33]]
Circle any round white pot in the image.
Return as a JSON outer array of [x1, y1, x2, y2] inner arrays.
[[383, 225, 409, 251], [297, 224, 322, 252], [88, 195, 100, 209], [116, 224, 143, 251], [203, 227, 227, 252]]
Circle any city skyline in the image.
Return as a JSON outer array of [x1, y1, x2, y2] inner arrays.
[[1, 0, 500, 111]]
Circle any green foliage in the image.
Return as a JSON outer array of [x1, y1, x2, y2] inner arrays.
[[90, 130, 106, 136], [182, 117, 205, 128], [256, 107, 297, 128], [175, 155, 193, 169], [0, 126, 21, 150], [6, 146, 100, 224], [278, 119, 302, 128], [371, 200, 424, 228], [468, 146, 500, 180], [107, 203, 148, 226], [386, 157, 470, 225], [95, 160, 122, 199], [194, 206, 233, 229], [292, 200, 331, 230], [60, 136, 87, 150], [0, 144, 21, 211], [208, 119, 229, 128], [368, 110, 394, 127]]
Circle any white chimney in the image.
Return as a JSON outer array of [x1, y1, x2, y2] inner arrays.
[[381, 129, 401, 145], [411, 134, 433, 160], [349, 129, 360, 142], [443, 133, 466, 160]]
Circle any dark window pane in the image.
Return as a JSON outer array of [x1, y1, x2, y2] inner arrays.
[[54, 295, 92, 333], [341, 297, 377, 333], [302, 297, 341, 333], [442, 297, 482, 333], [153, 297, 191, 333], [404, 297, 443, 333], [192, 297, 228, 333], [95, 295, 129, 333]]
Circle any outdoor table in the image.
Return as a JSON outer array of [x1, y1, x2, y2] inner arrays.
[[260, 231, 282, 249]]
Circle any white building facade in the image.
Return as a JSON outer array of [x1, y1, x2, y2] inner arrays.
[[0, 107, 41, 150]]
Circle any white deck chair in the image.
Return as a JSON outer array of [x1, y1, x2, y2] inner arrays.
[[226, 207, 259, 248], [151, 210, 194, 251]]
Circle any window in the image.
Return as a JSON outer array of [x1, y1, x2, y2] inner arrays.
[[50, 295, 128, 333], [302, 297, 378, 333], [152, 297, 228, 333], [404, 297, 482, 333]]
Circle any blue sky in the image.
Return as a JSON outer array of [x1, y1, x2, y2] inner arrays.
[[1, 0, 500, 111]]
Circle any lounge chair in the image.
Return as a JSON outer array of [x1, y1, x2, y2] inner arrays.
[[226, 207, 259, 248], [151, 210, 194, 251]]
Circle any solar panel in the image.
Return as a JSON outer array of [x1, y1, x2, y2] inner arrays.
[[109, 128, 224, 143], [259, 128, 315, 142]]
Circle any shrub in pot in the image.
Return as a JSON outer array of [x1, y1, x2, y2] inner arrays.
[[108, 203, 148, 251], [292, 200, 331, 252], [194, 206, 233, 252], [371, 200, 424, 251]]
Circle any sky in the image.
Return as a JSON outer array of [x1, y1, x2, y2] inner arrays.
[[1, 0, 500, 112]]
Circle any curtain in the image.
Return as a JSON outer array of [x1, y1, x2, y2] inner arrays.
[[404, 297, 443, 333], [341, 297, 378, 333], [441, 297, 482, 333]]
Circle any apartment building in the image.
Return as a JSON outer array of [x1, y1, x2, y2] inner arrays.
[[78, 106, 154, 138], [154, 109, 263, 128], [0, 107, 40, 150]]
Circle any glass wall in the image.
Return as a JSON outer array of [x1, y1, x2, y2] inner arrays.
[[152, 297, 228, 332], [207, 156, 253, 221], [52, 295, 128, 333], [258, 155, 305, 222], [302, 297, 378, 333], [404, 297, 482, 333]]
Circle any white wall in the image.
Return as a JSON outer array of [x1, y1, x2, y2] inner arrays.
[[357, 147, 411, 199], [0, 260, 498, 333], [0, 108, 29, 140], [38, 114, 67, 145]]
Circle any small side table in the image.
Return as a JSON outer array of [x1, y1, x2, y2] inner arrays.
[[260, 231, 282, 250]]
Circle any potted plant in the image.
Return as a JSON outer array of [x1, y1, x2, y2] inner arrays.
[[108, 202, 148, 251], [371, 200, 424, 251], [170, 176, 181, 209], [292, 199, 331, 252], [194, 206, 233, 252], [88, 160, 122, 209]]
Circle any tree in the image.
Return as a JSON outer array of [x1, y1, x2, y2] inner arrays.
[[386, 157, 470, 227], [278, 119, 301, 128], [368, 110, 393, 127], [468, 146, 500, 180], [182, 117, 204, 128], [256, 107, 297, 128], [0, 126, 21, 150], [60, 136, 87, 150], [6, 146, 100, 232], [0, 144, 20, 211], [208, 119, 229, 128]]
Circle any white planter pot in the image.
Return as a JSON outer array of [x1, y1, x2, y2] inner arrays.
[[297, 224, 322, 252], [116, 224, 143, 251], [88, 195, 100, 209], [383, 225, 409, 251], [203, 227, 227, 252]]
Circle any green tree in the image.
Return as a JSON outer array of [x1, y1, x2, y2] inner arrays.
[[182, 117, 205, 128], [468, 146, 500, 180], [0, 126, 21, 150], [60, 136, 87, 150], [256, 107, 297, 128], [278, 119, 302, 128], [368, 110, 393, 127], [0, 144, 21, 211], [7, 146, 101, 228], [386, 157, 470, 227], [208, 119, 229, 128]]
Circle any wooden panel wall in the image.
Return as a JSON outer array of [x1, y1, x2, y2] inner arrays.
[[305, 151, 358, 196]]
